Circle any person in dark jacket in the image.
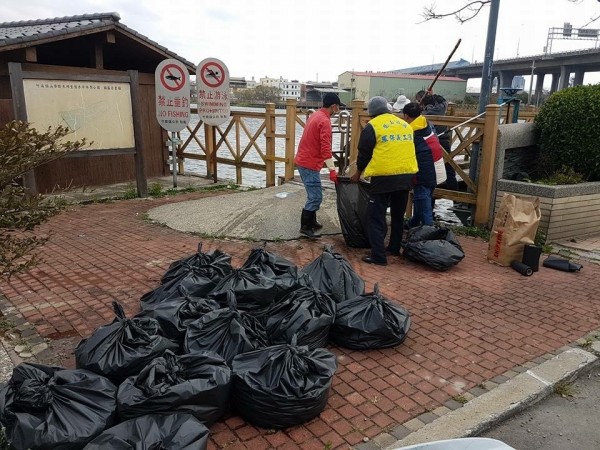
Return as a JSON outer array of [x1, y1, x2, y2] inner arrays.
[[350, 96, 418, 266], [417, 91, 459, 219], [402, 102, 447, 228]]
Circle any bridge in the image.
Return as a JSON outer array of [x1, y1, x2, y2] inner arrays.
[[398, 47, 600, 98]]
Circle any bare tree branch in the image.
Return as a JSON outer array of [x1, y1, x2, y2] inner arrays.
[[423, 0, 597, 24], [581, 13, 600, 28], [422, 1, 490, 23]]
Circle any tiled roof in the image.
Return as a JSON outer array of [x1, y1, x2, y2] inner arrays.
[[350, 71, 466, 82], [391, 59, 472, 74], [0, 12, 196, 70]]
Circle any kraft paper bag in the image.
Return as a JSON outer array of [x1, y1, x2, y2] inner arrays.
[[487, 193, 541, 267]]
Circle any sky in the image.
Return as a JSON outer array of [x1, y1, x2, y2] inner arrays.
[[2, 0, 600, 86]]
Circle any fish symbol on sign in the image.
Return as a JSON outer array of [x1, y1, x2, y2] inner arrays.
[[166, 74, 181, 81]]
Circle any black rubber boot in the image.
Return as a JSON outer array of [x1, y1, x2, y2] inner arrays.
[[300, 209, 321, 238], [312, 211, 323, 230]]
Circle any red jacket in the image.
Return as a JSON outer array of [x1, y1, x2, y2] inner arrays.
[[294, 108, 332, 171]]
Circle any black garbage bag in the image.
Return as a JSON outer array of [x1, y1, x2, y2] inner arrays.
[[138, 285, 220, 343], [241, 245, 298, 276], [75, 302, 179, 384], [82, 413, 209, 450], [335, 177, 370, 248], [241, 245, 312, 301], [117, 350, 231, 424], [0, 363, 117, 450], [402, 225, 465, 271], [141, 255, 233, 307], [330, 283, 411, 349], [160, 242, 232, 285], [231, 336, 337, 429], [262, 286, 336, 349], [303, 244, 365, 303], [208, 266, 278, 310], [184, 292, 268, 364]]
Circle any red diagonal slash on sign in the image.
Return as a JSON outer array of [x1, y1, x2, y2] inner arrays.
[[160, 64, 186, 92], [200, 62, 225, 88]]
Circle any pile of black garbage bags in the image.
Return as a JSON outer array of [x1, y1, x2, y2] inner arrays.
[[0, 243, 411, 450]]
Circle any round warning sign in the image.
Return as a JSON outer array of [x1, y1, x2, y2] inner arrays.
[[200, 61, 225, 88], [160, 64, 186, 92], [196, 57, 230, 127], [155, 59, 191, 132]]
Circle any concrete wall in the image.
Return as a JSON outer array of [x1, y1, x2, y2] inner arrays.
[[495, 180, 600, 242], [337, 72, 467, 103], [492, 123, 600, 241]]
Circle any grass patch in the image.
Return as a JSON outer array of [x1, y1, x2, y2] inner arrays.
[[147, 182, 164, 198], [554, 381, 578, 398], [450, 225, 490, 241], [122, 182, 137, 200], [164, 186, 196, 195], [578, 334, 599, 350], [535, 166, 586, 186], [452, 394, 469, 404], [0, 318, 14, 333]]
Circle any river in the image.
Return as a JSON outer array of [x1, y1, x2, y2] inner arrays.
[[180, 106, 346, 188]]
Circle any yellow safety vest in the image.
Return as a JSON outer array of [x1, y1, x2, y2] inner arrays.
[[363, 113, 418, 177]]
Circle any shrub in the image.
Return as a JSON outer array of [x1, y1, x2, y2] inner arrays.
[[534, 84, 600, 181], [0, 121, 87, 278], [536, 166, 585, 185]]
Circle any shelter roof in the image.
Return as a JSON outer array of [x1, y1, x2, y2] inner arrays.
[[0, 12, 196, 71]]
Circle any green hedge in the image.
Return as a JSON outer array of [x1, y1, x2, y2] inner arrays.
[[534, 84, 600, 181]]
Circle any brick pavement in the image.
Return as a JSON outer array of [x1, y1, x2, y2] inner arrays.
[[1, 191, 600, 449]]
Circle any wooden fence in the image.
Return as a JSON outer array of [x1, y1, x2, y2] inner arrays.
[[177, 99, 505, 226]]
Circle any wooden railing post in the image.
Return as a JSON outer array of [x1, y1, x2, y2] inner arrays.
[[348, 99, 364, 175], [204, 123, 216, 182], [474, 104, 501, 227], [265, 103, 276, 187], [284, 98, 297, 182]]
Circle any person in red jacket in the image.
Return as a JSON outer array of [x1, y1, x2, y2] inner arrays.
[[294, 92, 343, 238]]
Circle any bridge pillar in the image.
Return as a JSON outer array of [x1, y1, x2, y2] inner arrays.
[[558, 65, 570, 90], [550, 73, 560, 93], [534, 73, 545, 105], [498, 71, 515, 89], [573, 69, 585, 86]]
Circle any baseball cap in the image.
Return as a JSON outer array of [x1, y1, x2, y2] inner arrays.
[[323, 92, 345, 108]]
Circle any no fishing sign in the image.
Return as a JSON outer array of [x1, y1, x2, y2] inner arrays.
[[155, 59, 191, 132]]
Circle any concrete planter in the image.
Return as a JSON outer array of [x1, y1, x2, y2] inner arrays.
[[495, 180, 600, 242]]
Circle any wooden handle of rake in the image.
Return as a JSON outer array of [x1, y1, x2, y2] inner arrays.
[[421, 38, 462, 102]]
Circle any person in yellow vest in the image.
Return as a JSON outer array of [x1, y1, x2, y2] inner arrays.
[[350, 96, 418, 266]]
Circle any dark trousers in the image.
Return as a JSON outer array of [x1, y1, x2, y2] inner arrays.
[[367, 190, 409, 262]]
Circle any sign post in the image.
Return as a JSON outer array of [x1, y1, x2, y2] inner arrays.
[[155, 59, 191, 187]]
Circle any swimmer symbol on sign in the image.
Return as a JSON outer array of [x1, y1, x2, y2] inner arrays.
[[200, 61, 225, 88]]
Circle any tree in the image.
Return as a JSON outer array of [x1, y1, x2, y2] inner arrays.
[[233, 85, 280, 104], [422, 0, 598, 24], [0, 121, 87, 278]]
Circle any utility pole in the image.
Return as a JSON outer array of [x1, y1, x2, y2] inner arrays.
[[468, 0, 500, 184]]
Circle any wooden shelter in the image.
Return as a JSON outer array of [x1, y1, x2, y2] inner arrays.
[[0, 12, 196, 193]]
